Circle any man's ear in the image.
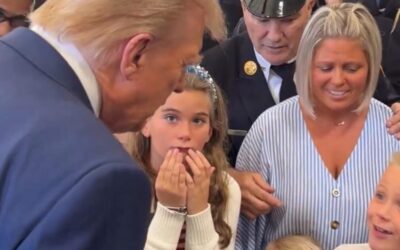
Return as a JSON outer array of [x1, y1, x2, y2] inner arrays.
[[120, 33, 154, 78], [306, 0, 316, 13]]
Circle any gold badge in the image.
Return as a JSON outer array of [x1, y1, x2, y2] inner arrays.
[[244, 61, 257, 76]]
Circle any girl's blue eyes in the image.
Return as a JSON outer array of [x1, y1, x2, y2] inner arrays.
[[193, 118, 206, 125], [163, 115, 207, 125]]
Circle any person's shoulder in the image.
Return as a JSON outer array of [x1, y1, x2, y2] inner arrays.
[[370, 98, 392, 114], [391, 17, 400, 44], [334, 243, 370, 250], [202, 32, 250, 64]]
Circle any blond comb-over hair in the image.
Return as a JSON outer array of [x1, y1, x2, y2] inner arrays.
[[30, 0, 226, 68]]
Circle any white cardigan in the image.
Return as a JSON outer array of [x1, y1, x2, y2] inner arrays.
[[144, 174, 241, 250]]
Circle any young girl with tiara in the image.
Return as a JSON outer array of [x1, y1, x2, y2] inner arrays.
[[127, 65, 241, 249]]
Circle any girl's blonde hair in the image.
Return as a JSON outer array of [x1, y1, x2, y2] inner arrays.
[[130, 67, 232, 248]]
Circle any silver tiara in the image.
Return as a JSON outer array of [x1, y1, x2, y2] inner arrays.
[[186, 65, 218, 103]]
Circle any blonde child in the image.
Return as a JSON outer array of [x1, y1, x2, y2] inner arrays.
[[266, 235, 321, 250], [336, 152, 400, 250], [128, 65, 241, 249]]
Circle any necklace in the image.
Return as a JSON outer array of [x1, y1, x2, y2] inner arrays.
[[337, 121, 345, 126]]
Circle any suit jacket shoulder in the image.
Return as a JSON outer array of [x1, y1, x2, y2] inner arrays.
[[0, 29, 151, 249]]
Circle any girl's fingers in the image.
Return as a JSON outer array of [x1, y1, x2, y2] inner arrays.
[[158, 149, 173, 182], [187, 149, 205, 170], [195, 150, 212, 169], [170, 151, 184, 185], [185, 154, 202, 176], [208, 166, 215, 176], [185, 171, 194, 187], [178, 163, 187, 189]]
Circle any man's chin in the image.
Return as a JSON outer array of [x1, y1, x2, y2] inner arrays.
[[126, 120, 147, 132], [107, 119, 146, 133], [260, 51, 292, 66]]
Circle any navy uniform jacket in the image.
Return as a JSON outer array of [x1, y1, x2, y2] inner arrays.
[[0, 28, 151, 249], [202, 30, 400, 165]]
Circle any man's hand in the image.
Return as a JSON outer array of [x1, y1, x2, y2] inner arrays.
[[387, 102, 400, 139], [228, 168, 282, 220]]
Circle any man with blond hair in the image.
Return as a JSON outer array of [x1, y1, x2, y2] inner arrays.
[[0, 0, 225, 249]]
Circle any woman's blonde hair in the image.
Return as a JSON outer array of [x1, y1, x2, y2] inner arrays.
[[30, 0, 226, 68], [266, 235, 321, 250], [130, 67, 232, 248], [295, 3, 382, 117]]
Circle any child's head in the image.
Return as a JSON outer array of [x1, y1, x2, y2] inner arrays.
[[266, 235, 321, 250], [367, 152, 400, 250], [133, 65, 228, 173], [132, 65, 232, 247]]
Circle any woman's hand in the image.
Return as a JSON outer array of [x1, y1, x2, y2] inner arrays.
[[155, 149, 187, 208], [185, 149, 215, 215]]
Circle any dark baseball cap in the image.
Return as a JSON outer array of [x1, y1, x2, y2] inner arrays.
[[243, 0, 306, 18]]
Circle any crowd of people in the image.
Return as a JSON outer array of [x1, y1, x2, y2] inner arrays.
[[0, 0, 400, 249]]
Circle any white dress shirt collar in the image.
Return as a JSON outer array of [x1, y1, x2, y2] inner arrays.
[[254, 48, 280, 103], [253, 49, 296, 104], [30, 25, 101, 117]]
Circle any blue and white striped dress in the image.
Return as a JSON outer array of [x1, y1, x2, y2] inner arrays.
[[235, 97, 400, 250]]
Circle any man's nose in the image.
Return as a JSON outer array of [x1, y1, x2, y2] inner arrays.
[[266, 21, 283, 42]]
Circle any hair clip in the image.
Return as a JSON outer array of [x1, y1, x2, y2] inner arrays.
[[186, 65, 218, 103]]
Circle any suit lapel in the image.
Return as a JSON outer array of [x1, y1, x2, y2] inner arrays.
[[1, 28, 93, 111], [235, 34, 276, 122]]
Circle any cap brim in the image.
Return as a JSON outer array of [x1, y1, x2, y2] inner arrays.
[[244, 0, 306, 18]]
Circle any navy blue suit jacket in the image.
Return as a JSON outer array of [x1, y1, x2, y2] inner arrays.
[[0, 28, 151, 249]]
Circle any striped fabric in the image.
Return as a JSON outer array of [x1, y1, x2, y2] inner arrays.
[[177, 222, 186, 250], [235, 97, 400, 250]]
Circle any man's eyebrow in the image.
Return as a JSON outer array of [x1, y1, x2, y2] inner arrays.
[[280, 13, 300, 20]]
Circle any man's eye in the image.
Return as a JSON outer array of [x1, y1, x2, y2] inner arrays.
[[281, 18, 295, 23]]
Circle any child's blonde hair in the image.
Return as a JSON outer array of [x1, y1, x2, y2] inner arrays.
[[266, 235, 321, 250]]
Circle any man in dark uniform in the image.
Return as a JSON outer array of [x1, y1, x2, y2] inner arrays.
[[201, 0, 400, 220]]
